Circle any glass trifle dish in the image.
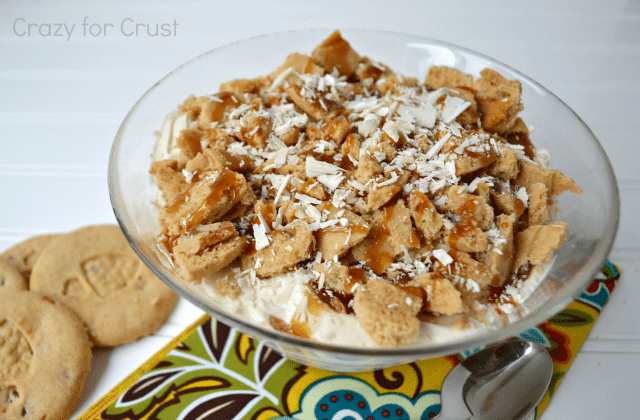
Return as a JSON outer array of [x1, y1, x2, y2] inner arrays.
[[147, 30, 583, 349]]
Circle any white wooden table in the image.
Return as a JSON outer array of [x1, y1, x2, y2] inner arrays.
[[1, 1, 638, 418]]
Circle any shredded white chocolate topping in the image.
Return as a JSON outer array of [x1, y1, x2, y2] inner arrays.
[[150, 30, 582, 347]]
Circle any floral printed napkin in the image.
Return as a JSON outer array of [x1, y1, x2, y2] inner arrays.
[[79, 261, 619, 420]]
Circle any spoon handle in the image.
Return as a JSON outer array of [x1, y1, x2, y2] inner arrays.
[[432, 366, 473, 420]]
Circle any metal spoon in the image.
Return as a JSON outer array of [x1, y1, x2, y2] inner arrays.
[[434, 338, 554, 420]]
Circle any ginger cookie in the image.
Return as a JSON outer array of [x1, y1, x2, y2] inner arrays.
[[0, 290, 92, 420], [1, 233, 60, 282], [30, 225, 178, 347], [0, 256, 27, 291]]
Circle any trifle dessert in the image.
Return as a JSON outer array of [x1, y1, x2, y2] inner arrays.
[[150, 31, 581, 347]]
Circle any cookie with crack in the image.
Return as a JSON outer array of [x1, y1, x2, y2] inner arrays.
[[1, 233, 60, 283], [0, 290, 92, 420], [0, 256, 27, 291], [30, 225, 178, 347]]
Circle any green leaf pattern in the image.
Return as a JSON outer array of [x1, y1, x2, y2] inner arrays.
[[103, 318, 298, 420], [550, 308, 594, 328]]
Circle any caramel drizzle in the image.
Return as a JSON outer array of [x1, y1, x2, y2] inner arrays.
[[268, 315, 310, 339], [361, 206, 397, 275], [448, 216, 475, 249], [309, 267, 367, 314], [209, 91, 242, 123], [505, 130, 535, 160], [188, 170, 241, 231], [160, 169, 242, 251]]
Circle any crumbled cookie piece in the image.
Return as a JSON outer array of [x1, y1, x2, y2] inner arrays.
[[315, 203, 370, 261], [203, 126, 236, 148], [514, 222, 568, 269], [448, 87, 479, 127], [285, 83, 342, 121], [353, 278, 422, 347], [441, 129, 497, 176], [321, 118, 351, 144], [491, 187, 526, 219], [473, 68, 524, 133], [372, 134, 400, 162], [415, 273, 464, 315], [505, 118, 536, 159], [241, 220, 314, 278], [297, 179, 327, 201], [425, 66, 474, 90], [311, 262, 369, 314], [448, 216, 489, 253], [515, 160, 582, 203], [312, 262, 354, 295], [311, 30, 361, 77], [177, 94, 200, 120], [352, 200, 420, 274], [450, 250, 498, 291], [367, 170, 410, 211], [159, 169, 254, 237], [252, 200, 277, 230], [354, 152, 383, 184], [478, 214, 516, 286], [447, 185, 494, 230], [341, 133, 362, 161], [184, 152, 209, 174], [219, 78, 259, 94], [527, 182, 549, 226], [236, 111, 272, 149], [406, 191, 444, 242], [262, 153, 307, 178], [172, 222, 248, 283], [488, 141, 520, 180], [271, 53, 324, 79], [150, 160, 190, 204], [354, 56, 392, 82], [195, 92, 246, 128], [203, 147, 253, 173], [374, 74, 420, 96], [176, 127, 204, 161]]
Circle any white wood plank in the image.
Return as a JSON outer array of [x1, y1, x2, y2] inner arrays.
[[588, 125, 640, 182], [0, 174, 114, 234], [0, 79, 152, 114], [542, 352, 640, 419], [613, 182, 640, 250], [0, 122, 118, 167]]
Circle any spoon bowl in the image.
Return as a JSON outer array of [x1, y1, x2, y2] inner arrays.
[[435, 339, 553, 420]]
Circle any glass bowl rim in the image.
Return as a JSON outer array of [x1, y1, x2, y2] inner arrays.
[[109, 28, 620, 357]]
